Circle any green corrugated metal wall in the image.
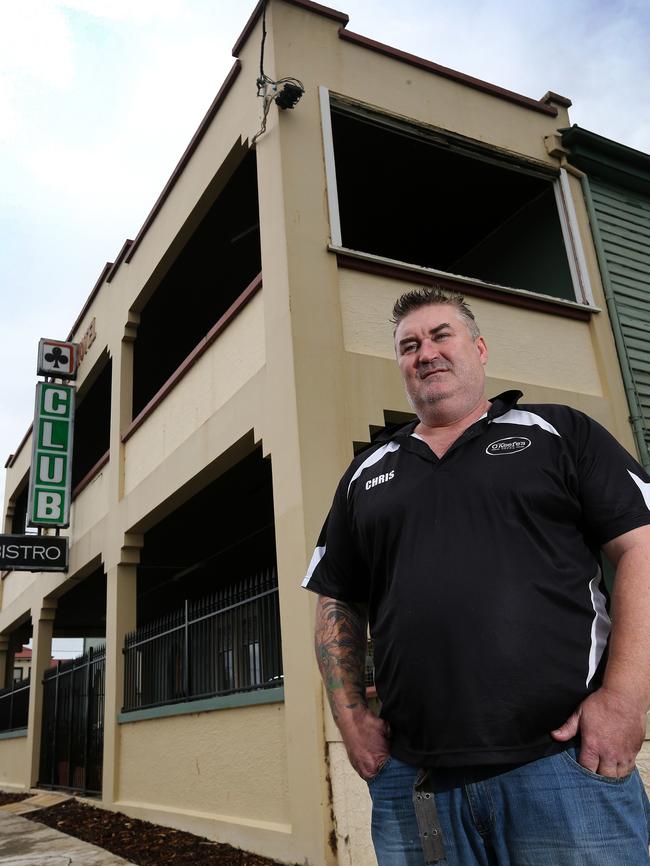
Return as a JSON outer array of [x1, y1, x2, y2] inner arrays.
[[589, 178, 650, 469]]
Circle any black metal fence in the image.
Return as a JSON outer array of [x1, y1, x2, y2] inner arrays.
[[123, 568, 282, 712], [0, 677, 30, 732], [39, 646, 105, 795]]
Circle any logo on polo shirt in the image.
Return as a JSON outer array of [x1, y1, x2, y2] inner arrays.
[[365, 470, 395, 490], [486, 436, 531, 456]]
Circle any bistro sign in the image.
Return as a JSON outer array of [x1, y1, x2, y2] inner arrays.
[[0, 534, 68, 572]]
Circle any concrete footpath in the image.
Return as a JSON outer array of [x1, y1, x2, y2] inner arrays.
[[0, 810, 135, 866]]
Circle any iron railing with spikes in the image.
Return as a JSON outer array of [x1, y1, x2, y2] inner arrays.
[[0, 676, 30, 732], [122, 568, 282, 712], [38, 646, 106, 794]]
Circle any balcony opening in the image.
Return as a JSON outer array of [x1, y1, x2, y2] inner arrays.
[[0, 622, 32, 734], [137, 445, 275, 619], [9, 478, 29, 535], [330, 103, 575, 301], [125, 445, 281, 712], [53, 565, 107, 643], [72, 354, 111, 491], [33, 565, 107, 795], [132, 150, 261, 417]]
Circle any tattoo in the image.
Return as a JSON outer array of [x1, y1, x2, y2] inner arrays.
[[315, 596, 368, 721]]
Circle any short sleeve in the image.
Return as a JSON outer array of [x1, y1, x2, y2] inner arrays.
[[575, 413, 650, 545], [301, 471, 372, 602]]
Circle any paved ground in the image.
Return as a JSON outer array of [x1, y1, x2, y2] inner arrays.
[[0, 809, 135, 866], [3, 752, 650, 866]]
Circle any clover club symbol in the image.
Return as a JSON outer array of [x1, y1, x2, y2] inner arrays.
[[44, 346, 69, 369]]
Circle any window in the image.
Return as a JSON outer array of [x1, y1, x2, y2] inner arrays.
[[322, 91, 590, 303]]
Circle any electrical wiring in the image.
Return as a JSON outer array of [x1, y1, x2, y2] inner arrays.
[[251, 0, 305, 146]]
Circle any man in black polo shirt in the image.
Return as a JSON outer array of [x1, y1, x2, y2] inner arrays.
[[303, 288, 650, 865]]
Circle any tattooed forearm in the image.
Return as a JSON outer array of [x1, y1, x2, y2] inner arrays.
[[315, 595, 369, 721]]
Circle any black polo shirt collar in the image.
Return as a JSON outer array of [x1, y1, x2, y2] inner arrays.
[[379, 390, 524, 462]]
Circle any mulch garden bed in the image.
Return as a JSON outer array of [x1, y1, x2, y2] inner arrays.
[[0, 791, 30, 807], [25, 798, 295, 866]]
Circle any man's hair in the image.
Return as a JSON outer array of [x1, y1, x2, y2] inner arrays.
[[391, 286, 480, 340]]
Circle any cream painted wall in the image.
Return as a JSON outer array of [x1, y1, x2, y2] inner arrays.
[[328, 742, 376, 866], [339, 269, 602, 395], [124, 294, 265, 495], [0, 4, 639, 866], [336, 267, 638, 452], [270, 6, 569, 174], [118, 703, 289, 826], [0, 736, 27, 789], [3, 454, 30, 509], [69, 461, 110, 540], [102, 77, 262, 334], [122, 380, 264, 535], [1, 571, 36, 611]]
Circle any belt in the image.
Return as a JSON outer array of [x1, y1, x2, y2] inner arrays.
[[413, 769, 446, 863]]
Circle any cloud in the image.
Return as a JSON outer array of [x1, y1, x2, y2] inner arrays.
[[59, 0, 183, 23], [0, 0, 75, 144], [0, 1, 74, 90], [1, 0, 649, 484]]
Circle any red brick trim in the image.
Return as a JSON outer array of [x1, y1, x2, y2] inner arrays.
[[541, 91, 572, 108], [338, 29, 559, 118], [121, 272, 263, 444], [66, 262, 112, 342], [6, 425, 33, 470], [72, 450, 110, 500], [336, 252, 593, 322], [106, 240, 134, 283], [232, 0, 348, 57]]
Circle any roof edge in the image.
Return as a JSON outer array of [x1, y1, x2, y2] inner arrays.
[[232, 0, 348, 57], [560, 125, 650, 193], [106, 239, 134, 284], [6, 423, 33, 470], [66, 261, 112, 342], [561, 125, 650, 169], [9, 60, 244, 469], [338, 30, 558, 117], [125, 59, 242, 265], [541, 90, 572, 108]]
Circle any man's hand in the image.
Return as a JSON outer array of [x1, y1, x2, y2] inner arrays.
[[314, 595, 392, 780], [338, 706, 391, 781], [552, 526, 650, 777], [551, 686, 646, 777]]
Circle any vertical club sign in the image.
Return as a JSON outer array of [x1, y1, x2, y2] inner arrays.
[[27, 382, 75, 529]]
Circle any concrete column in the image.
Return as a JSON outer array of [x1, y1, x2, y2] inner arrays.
[[101, 534, 140, 804], [117, 312, 139, 499], [254, 10, 353, 863], [25, 599, 57, 787], [0, 635, 9, 689]]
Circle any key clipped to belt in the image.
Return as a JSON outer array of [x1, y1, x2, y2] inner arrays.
[[413, 770, 446, 863]]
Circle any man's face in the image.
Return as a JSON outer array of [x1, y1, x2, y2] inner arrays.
[[394, 303, 488, 420]]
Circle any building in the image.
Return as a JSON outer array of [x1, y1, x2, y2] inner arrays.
[[561, 125, 650, 470], [11, 647, 59, 684], [0, 2, 643, 865]]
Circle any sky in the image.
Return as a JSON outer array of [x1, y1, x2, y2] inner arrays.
[[1, 1, 649, 501]]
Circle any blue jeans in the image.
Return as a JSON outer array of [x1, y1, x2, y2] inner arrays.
[[368, 749, 650, 865]]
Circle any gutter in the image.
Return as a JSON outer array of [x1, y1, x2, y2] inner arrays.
[[579, 174, 650, 469]]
